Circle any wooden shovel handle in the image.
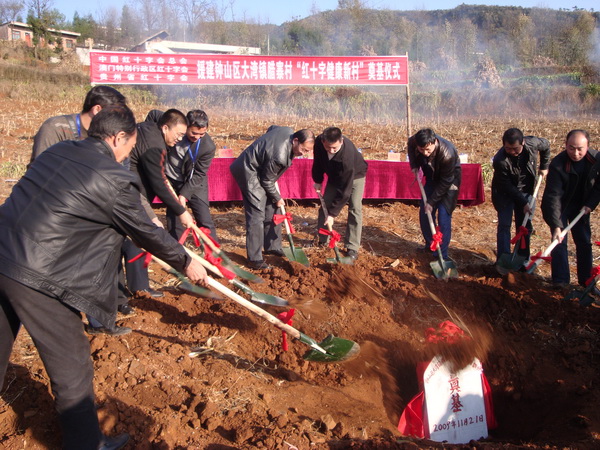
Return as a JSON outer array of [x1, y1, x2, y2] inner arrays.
[[542, 208, 586, 257], [274, 182, 293, 235], [521, 174, 544, 227], [416, 176, 437, 236], [151, 254, 300, 338], [189, 222, 220, 253], [205, 276, 301, 340]]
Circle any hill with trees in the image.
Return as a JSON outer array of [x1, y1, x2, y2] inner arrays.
[[1, 0, 599, 118]]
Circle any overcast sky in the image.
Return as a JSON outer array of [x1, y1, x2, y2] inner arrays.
[[51, 0, 597, 25]]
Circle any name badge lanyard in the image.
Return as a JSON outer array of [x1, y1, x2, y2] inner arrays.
[[187, 138, 201, 180], [75, 114, 82, 138]]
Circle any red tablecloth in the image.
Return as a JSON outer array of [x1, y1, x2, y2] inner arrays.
[[207, 158, 485, 206]]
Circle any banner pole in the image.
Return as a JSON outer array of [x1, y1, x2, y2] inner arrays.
[[405, 52, 412, 139]]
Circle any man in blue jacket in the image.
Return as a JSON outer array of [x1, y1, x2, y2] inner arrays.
[[0, 105, 207, 450]]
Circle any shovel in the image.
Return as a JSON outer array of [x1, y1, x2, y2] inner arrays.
[[497, 175, 544, 275], [316, 191, 354, 265], [416, 177, 458, 280], [183, 247, 288, 307], [149, 255, 221, 300], [272, 183, 309, 267], [187, 223, 263, 284], [525, 208, 586, 274], [563, 268, 600, 307], [205, 274, 360, 362], [160, 175, 262, 284]]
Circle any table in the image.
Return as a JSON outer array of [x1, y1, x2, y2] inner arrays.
[[206, 158, 485, 206]]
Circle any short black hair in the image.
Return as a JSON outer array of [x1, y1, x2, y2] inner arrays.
[[414, 128, 437, 147], [82, 86, 127, 113], [502, 128, 524, 146], [186, 110, 209, 129], [321, 127, 343, 143], [88, 105, 136, 140], [158, 109, 187, 128]]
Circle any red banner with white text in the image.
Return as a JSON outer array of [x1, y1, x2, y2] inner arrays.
[[90, 52, 409, 86]]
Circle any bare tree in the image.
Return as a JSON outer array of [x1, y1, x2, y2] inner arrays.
[[337, 0, 365, 10], [135, 0, 161, 33], [0, 0, 23, 22], [173, 0, 211, 35], [96, 6, 120, 49], [25, 0, 53, 18]]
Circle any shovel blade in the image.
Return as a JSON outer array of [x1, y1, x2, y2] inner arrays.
[[178, 281, 222, 299], [496, 252, 527, 274], [230, 279, 289, 307], [326, 255, 354, 265], [222, 259, 264, 283], [333, 247, 354, 265], [250, 292, 289, 307], [283, 246, 310, 267], [303, 334, 361, 363], [563, 287, 596, 307], [563, 289, 586, 302], [430, 259, 458, 279]]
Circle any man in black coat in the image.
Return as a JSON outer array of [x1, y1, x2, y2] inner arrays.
[[541, 129, 600, 288], [492, 128, 550, 264], [28, 85, 141, 329], [162, 110, 219, 241], [408, 128, 462, 261], [0, 105, 207, 450], [230, 126, 314, 270], [312, 127, 368, 260], [131, 108, 195, 232]]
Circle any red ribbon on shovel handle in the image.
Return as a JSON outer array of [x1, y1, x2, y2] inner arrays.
[[319, 228, 341, 248], [128, 251, 153, 268], [277, 309, 295, 351], [430, 226, 443, 252], [585, 265, 600, 286], [273, 213, 295, 234], [511, 226, 529, 249], [526, 251, 552, 270]]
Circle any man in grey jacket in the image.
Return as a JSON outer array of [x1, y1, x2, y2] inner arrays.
[[230, 126, 314, 269], [0, 105, 207, 450]]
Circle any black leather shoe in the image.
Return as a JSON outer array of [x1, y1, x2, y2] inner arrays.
[[264, 248, 285, 257], [99, 433, 129, 450], [84, 324, 132, 336], [248, 260, 271, 270], [346, 249, 358, 260], [117, 303, 135, 316]]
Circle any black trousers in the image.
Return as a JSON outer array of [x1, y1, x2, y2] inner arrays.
[[120, 238, 150, 294], [166, 178, 219, 243], [0, 274, 102, 449], [240, 190, 282, 262]]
